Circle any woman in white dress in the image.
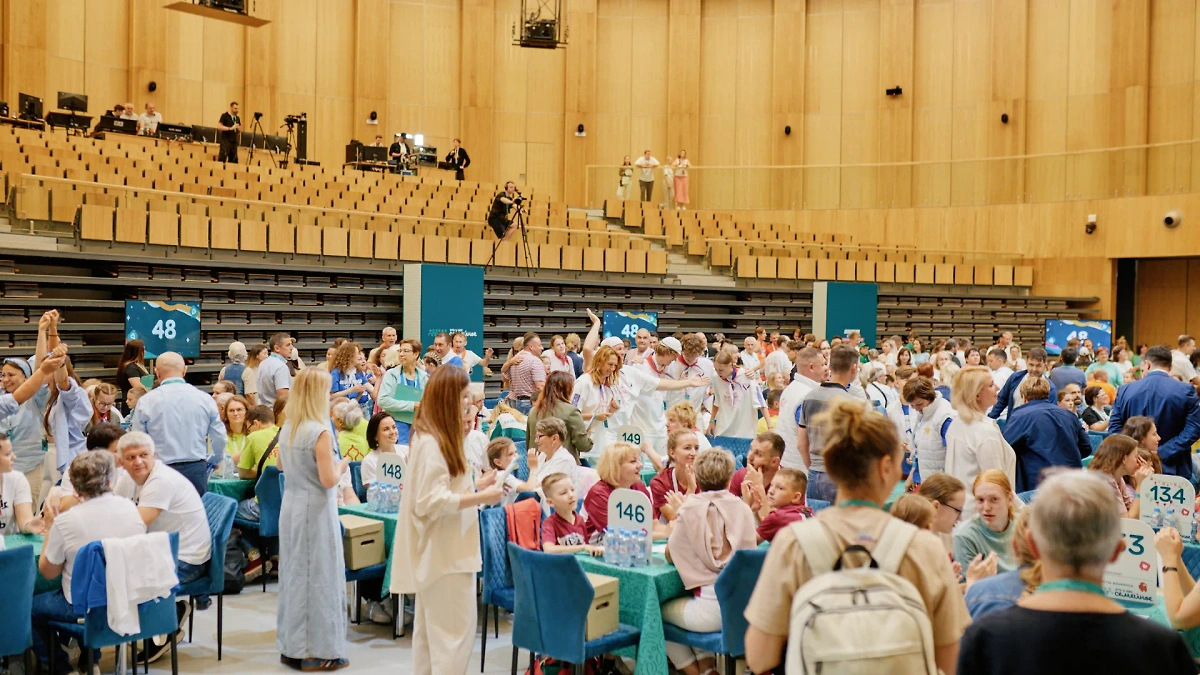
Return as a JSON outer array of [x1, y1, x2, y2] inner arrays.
[[391, 366, 504, 675], [944, 366, 1016, 521], [672, 150, 691, 209]]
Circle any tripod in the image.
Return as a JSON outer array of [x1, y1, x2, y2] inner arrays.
[[245, 116, 278, 169], [486, 201, 534, 276]]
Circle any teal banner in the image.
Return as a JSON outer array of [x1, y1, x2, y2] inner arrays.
[[403, 264, 485, 381], [812, 282, 878, 346]]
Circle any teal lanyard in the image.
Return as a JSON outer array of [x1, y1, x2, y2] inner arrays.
[[837, 499, 883, 510], [1035, 579, 1106, 596]]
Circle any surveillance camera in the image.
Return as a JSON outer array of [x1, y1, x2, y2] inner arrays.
[[1085, 222, 1096, 235], [1165, 210, 1183, 228]]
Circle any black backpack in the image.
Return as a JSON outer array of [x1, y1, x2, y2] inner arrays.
[[223, 529, 249, 594]]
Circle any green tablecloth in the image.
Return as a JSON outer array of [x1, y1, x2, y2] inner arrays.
[[1130, 598, 1200, 656], [338, 503, 398, 596], [4, 533, 59, 595], [640, 468, 658, 486], [208, 478, 254, 502], [577, 555, 686, 675]]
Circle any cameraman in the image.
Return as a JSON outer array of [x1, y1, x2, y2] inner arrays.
[[488, 181, 522, 241]]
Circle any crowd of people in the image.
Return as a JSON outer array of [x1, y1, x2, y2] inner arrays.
[[7, 307, 1200, 674]]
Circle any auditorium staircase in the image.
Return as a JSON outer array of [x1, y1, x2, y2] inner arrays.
[[575, 207, 738, 288]]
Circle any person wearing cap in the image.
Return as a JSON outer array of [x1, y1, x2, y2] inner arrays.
[[636, 336, 690, 453], [0, 354, 52, 508]]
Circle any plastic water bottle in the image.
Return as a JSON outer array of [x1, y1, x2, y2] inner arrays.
[[1153, 506, 1163, 529], [382, 485, 393, 513], [1190, 516, 1198, 543], [224, 453, 234, 479], [634, 529, 649, 567], [367, 483, 380, 512], [603, 528, 616, 565], [389, 484, 400, 513]]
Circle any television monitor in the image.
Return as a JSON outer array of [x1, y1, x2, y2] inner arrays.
[[17, 93, 43, 121], [125, 301, 201, 358], [1044, 319, 1112, 356], [57, 91, 88, 113]]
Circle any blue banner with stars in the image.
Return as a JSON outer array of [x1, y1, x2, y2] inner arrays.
[[125, 301, 201, 358]]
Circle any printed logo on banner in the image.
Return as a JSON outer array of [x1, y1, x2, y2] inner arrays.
[[377, 454, 406, 487], [602, 311, 658, 340], [1103, 518, 1157, 606], [1139, 474, 1197, 541]]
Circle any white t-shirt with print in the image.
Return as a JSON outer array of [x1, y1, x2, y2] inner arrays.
[[712, 368, 766, 438], [572, 369, 657, 454], [114, 462, 211, 565], [43, 493, 145, 602], [0, 470, 32, 534]]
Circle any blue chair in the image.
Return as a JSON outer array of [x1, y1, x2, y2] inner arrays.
[[480, 506, 516, 672], [661, 549, 767, 675], [50, 533, 181, 675], [1087, 430, 1109, 454], [349, 461, 365, 502], [710, 436, 752, 464], [0, 546, 35, 672], [809, 499, 831, 512], [233, 465, 284, 592], [1017, 489, 1037, 504], [179, 493, 237, 660], [515, 442, 530, 481], [507, 543, 640, 674]]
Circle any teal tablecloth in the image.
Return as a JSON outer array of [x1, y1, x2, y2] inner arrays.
[[208, 478, 254, 502], [1129, 598, 1200, 656], [4, 533, 58, 595], [577, 555, 686, 675], [339, 503, 398, 596]]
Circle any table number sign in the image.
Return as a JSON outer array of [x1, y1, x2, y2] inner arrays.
[[1103, 518, 1157, 607]]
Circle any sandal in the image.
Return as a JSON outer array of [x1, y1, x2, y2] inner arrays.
[[300, 658, 349, 672], [280, 656, 302, 670]]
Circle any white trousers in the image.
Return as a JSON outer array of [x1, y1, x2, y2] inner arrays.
[[662, 594, 722, 668], [411, 572, 477, 675], [24, 465, 43, 512], [40, 442, 60, 510]]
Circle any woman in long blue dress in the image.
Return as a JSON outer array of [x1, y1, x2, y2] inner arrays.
[[276, 367, 350, 671]]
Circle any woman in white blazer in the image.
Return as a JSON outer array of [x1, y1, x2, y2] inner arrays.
[[390, 366, 503, 675]]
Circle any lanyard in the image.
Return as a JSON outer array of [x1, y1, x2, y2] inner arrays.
[[160, 377, 186, 386], [721, 369, 748, 408], [837, 499, 883, 510], [1035, 579, 1106, 596]]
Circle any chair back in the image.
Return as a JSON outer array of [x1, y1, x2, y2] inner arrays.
[[1087, 430, 1108, 454], [479, 506, 512, 604], [257, 465, 284, 538], [1017, 489, 1037, 504], [809, 499, 831, 512], [710, 436, 752, 463], [0, 547, 35, 657], [515, 442, 530, 481], [714, 548, 768, 658], [70, 533, 180, 649], [200, 492, 237, 595], [507, 542, 592, 664], [349, 460, 365, 502]]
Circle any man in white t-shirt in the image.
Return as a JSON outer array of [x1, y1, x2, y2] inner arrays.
[[778, 347, 830, 470], [634, 150, 660, 202], [531, 418, 579, 507], [635, 337, 685, 453], [113, 431, 211, 647], [987, 347, 1014, 393], [1172, 335, 1200, 386], [36, 452, 145, 669], [664, 333, 716, 430], [138, 102, 163, 135], [763, 337, 794, 385]]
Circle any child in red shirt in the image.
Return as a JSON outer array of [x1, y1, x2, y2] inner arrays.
[[744, 468, 814, 543], [540, 472, 603, 556]]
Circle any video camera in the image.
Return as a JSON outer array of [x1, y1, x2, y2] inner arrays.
[[284, 113, 305, 127]]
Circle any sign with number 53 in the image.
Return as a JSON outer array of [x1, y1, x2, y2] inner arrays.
[[1103, 518, 1157, 606]]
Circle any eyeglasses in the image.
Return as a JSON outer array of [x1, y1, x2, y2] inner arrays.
[[944, 503, 963, 518]]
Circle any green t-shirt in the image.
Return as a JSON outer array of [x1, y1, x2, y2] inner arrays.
[[237, 425, 280, 472], [339, 419, 370, 462]]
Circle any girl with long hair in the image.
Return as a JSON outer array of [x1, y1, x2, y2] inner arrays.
[[115, 339, 147, 410], [276, 368, 350, 671], [1088, 434, 1152, 518], [391, 366, 504, 674], [525, 370, 592, 460], [945, 367, 1016, 520]]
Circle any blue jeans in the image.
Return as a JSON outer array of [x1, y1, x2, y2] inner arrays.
[[178, 560, 207, 586], [237, 497, 261, 522], [511, 399, 532, 415], [169, 460, 208, 497], [32, 589, 77, 672], [807, 469, 838, 503]]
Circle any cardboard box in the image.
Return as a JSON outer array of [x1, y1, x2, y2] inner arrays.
[[340, 514, 384, 570], [585, 573, 619, 641]]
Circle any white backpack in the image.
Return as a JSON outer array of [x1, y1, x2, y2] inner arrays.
[[785, 518, 938, 675]]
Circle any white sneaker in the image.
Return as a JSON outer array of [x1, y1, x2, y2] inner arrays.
[[366, 601, 393, 625]]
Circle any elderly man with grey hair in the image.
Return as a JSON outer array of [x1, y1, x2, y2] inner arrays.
[[129, 352, 226, 496], [957, 470, 1193, 673]]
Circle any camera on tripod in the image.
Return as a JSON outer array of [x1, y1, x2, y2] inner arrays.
[[512, 195, 524, 206], [284, 114, 304, 128], [253, 111, 263, 121]]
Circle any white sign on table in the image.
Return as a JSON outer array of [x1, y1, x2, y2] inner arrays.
[[608, 487, 653, 559], [377, 454, 407, 487], [1139, 474, 1196, 540], [614, 424, 645, 448], [1103, 518, 1157, 606]]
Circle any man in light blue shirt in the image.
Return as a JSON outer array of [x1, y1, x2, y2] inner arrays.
[[257, 332, 294, 407], [129, 352, 226, 496]]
